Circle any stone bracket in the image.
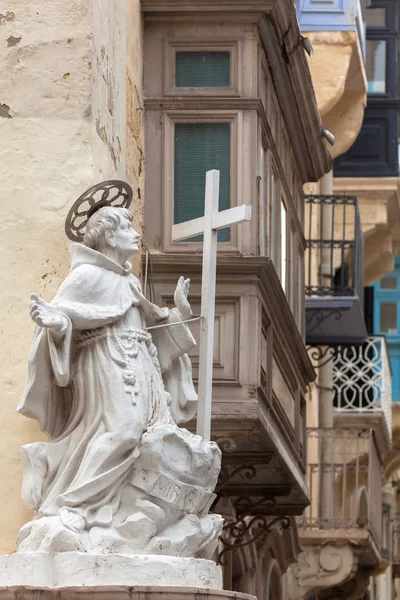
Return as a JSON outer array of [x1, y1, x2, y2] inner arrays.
[[286, 541, 361, 600]]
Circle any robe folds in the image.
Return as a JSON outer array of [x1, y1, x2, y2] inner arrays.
[[17, 243, 205, 529]]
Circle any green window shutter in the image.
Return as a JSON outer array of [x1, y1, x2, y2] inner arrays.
[[174, 122, 231, 242], [175, 52, 230, 88]]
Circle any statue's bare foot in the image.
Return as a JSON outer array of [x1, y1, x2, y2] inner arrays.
[[60, 508, 86, 533]]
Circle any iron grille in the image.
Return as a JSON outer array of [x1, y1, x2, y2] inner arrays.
[[305, 195, 364, 304]]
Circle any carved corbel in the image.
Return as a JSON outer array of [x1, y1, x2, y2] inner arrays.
[[286, 542, 360, 600], [319, 567, 375, 600]]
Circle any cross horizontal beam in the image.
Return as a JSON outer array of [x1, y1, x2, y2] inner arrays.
[[172, 204, 252, 242]]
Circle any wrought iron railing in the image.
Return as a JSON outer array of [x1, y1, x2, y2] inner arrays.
[[305, 195, 364, 302], [301, 428, 382, 546], [333, 337, 392, 442]]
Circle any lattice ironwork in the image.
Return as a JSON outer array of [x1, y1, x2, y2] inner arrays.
[[333, 336, 392, 440]]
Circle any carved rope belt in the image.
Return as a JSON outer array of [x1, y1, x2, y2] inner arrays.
[[76, 326, 155, 404], [76, 326, 151, 350]]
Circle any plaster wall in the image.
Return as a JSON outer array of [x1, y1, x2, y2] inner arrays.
[[0, 0, 144, 553], [92, 0, 127, 180]]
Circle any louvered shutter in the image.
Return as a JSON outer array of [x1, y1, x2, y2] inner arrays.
[[174, 122, 231, 242], [175, 52, 230, 88]]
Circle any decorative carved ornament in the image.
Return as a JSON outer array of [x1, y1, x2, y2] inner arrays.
[[286, 542, 360, 600]]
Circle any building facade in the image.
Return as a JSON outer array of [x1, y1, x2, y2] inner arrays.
[[295, 0, 400, 598], [4, 0, 399, 599]]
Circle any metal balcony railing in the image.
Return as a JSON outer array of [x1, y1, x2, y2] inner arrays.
[[333, 337, 392, 442], [392, 513, 400, 568], [301, 428, 382, 547], [305, 195, 364, 301]]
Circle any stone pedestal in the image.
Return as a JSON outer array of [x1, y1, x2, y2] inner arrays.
[[0, 553, 257, 600]]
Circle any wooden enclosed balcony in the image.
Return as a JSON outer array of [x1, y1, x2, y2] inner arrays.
[[147, 253, 314, 517]]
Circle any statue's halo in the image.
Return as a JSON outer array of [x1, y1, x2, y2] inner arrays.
[[65, 180, 133, 242]]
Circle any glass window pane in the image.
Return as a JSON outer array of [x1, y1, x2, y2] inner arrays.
[[381, 276, 397, 289], [175, 52, 230, 87], [174, 122, 230, 242], [366, 8, 386, 28], [380, 302, 397, 333], [271, 171, 278, 267], [366, 40, 386, 94], [281, 201, 287, 293]]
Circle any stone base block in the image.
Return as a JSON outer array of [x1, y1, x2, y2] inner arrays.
[[0, 553, 222, 589], [0, 553, 256, 600], [0, 588, 256, 600]]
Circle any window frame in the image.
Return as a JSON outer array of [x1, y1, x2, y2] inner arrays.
[[366, 0, 397, 34], [163, 39, 242, 97], [366, 33, 397, 97], [162, 109, 241, 252], [374, 297, 400, 335], [365, 0, 398, 98]]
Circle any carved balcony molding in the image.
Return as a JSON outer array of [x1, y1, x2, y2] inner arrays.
[[148, 254, 315, 386], [319, 566, 376, 600], [286, 541, 361, 600]]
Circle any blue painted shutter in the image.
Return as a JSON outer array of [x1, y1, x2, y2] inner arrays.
[[174, 122, 231, 242], [175, 52, 230, 88], [374, 260, 400, 401]]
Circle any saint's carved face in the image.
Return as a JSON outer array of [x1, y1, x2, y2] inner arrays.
[[108, 215, 140, 257]]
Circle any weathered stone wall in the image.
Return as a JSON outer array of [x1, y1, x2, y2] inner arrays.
[[0, 0, 144, 553], [92, 0, 127, 180]]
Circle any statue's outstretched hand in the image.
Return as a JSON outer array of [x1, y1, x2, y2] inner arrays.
[[174, 276, 192, 322], [29, 293, 66, 331]]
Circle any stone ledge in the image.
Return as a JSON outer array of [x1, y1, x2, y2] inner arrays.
[[0, 587, 256, 600], [0, 553, 222, 590]]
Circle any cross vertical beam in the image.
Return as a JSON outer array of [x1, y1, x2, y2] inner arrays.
[[172, 169, 252, 441], [196, 170, 219, 441]]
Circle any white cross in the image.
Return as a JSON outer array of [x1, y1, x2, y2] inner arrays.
[[172, 169, 252, 441]]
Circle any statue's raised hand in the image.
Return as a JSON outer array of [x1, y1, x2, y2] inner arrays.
[[174, 276, 192, 322], [29, 293, 66, 330]]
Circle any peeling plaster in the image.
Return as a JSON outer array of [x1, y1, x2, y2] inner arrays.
[[0, 11, 15, 24], [7, 35, 21, 46], [0, 103, 12, 118]]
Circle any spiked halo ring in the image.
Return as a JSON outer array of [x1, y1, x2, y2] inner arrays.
[[65, 180, 133, 242]]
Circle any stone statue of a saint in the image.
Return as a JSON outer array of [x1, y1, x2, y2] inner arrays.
[[16, 182, 223, 557]]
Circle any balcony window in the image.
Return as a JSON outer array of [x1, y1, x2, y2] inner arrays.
[[380, 276, 397, 289], [175, 51, 230, 88], [281, 200, 287, 293], [270, 169, 278, 268], [379, 301, 397, 333], [366, 7, 387, 27], [366, 39, 387, 93], [174, 122, 231, 242]]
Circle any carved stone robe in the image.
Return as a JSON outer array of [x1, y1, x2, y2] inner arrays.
[[17, 244, 221, 554]]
